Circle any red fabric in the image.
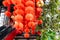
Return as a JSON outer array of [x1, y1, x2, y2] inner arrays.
[[4, 30, 18, 40]]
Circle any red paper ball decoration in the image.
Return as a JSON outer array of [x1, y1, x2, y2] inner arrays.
[[5, 11, 11, 17], [24, 33, 30, 38], [25, 14, 34, 21]]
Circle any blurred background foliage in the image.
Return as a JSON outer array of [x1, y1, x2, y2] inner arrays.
[[36, 0, 60, 40]]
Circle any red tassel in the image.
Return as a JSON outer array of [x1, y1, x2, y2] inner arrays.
[[4, 30, 18, 40]]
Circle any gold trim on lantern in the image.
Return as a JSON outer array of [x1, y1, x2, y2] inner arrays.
[[36, 0, 44, 7]]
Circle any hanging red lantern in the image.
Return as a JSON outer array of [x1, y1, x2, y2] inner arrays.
[[36, 8, 43, 13], [25, 6, 35, 14], [5, 11, 11, 17], [25, 1, 35, 7], [24, 27, 30, 33], [3, 1, 10, 7], [24, 33, 30, 38], [38, 20, 43, 25], [25, 14, 34, 21], [11, 0, 21, 5], [18, 22, 24, 31], [28, 21, 36, 28], [14, 15, 23, 22], [37, 31, 41, 36], [14, 4, 25, 10], [14, 9, 25, 16]]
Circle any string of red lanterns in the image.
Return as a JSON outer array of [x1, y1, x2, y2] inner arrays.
[[3, 0, 44, 38]]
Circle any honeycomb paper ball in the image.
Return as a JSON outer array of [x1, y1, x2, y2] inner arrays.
[[25, 6, 35, 14], [14, 15, 23, 22], [25, 14, 34, 21], [25, 1, 35, 7]]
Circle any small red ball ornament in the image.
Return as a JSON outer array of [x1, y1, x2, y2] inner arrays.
[[25, 1, 35, 7], [14, 9, 24, 16], [24, 33, 30, 38], [25, 14, 34, 21], [14, 4, 25, 10], [38, 20, 43, 25], [28, 22, 35, 28], [3, 1, 10, 7], [25, 6, 35, 14], [5, 11, 11, 17], [37, 31, 41, 36], [14, 15, 23, 22]]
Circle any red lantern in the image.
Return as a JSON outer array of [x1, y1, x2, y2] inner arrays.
[[28, 22, 36, 28], [5, 11, 11, 17], [25, 6, 35, 14], [14, 4, 25, 10], [24, 33, 30, 38], [38, 20, 43, 25], [25, 1, 35, 7], [14, 9, 24, 16], [14, 15, 23, 22], [25, 14, 34, 21]]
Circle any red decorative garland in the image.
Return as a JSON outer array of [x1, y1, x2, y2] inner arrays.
[[3, 0, 44, 39]]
